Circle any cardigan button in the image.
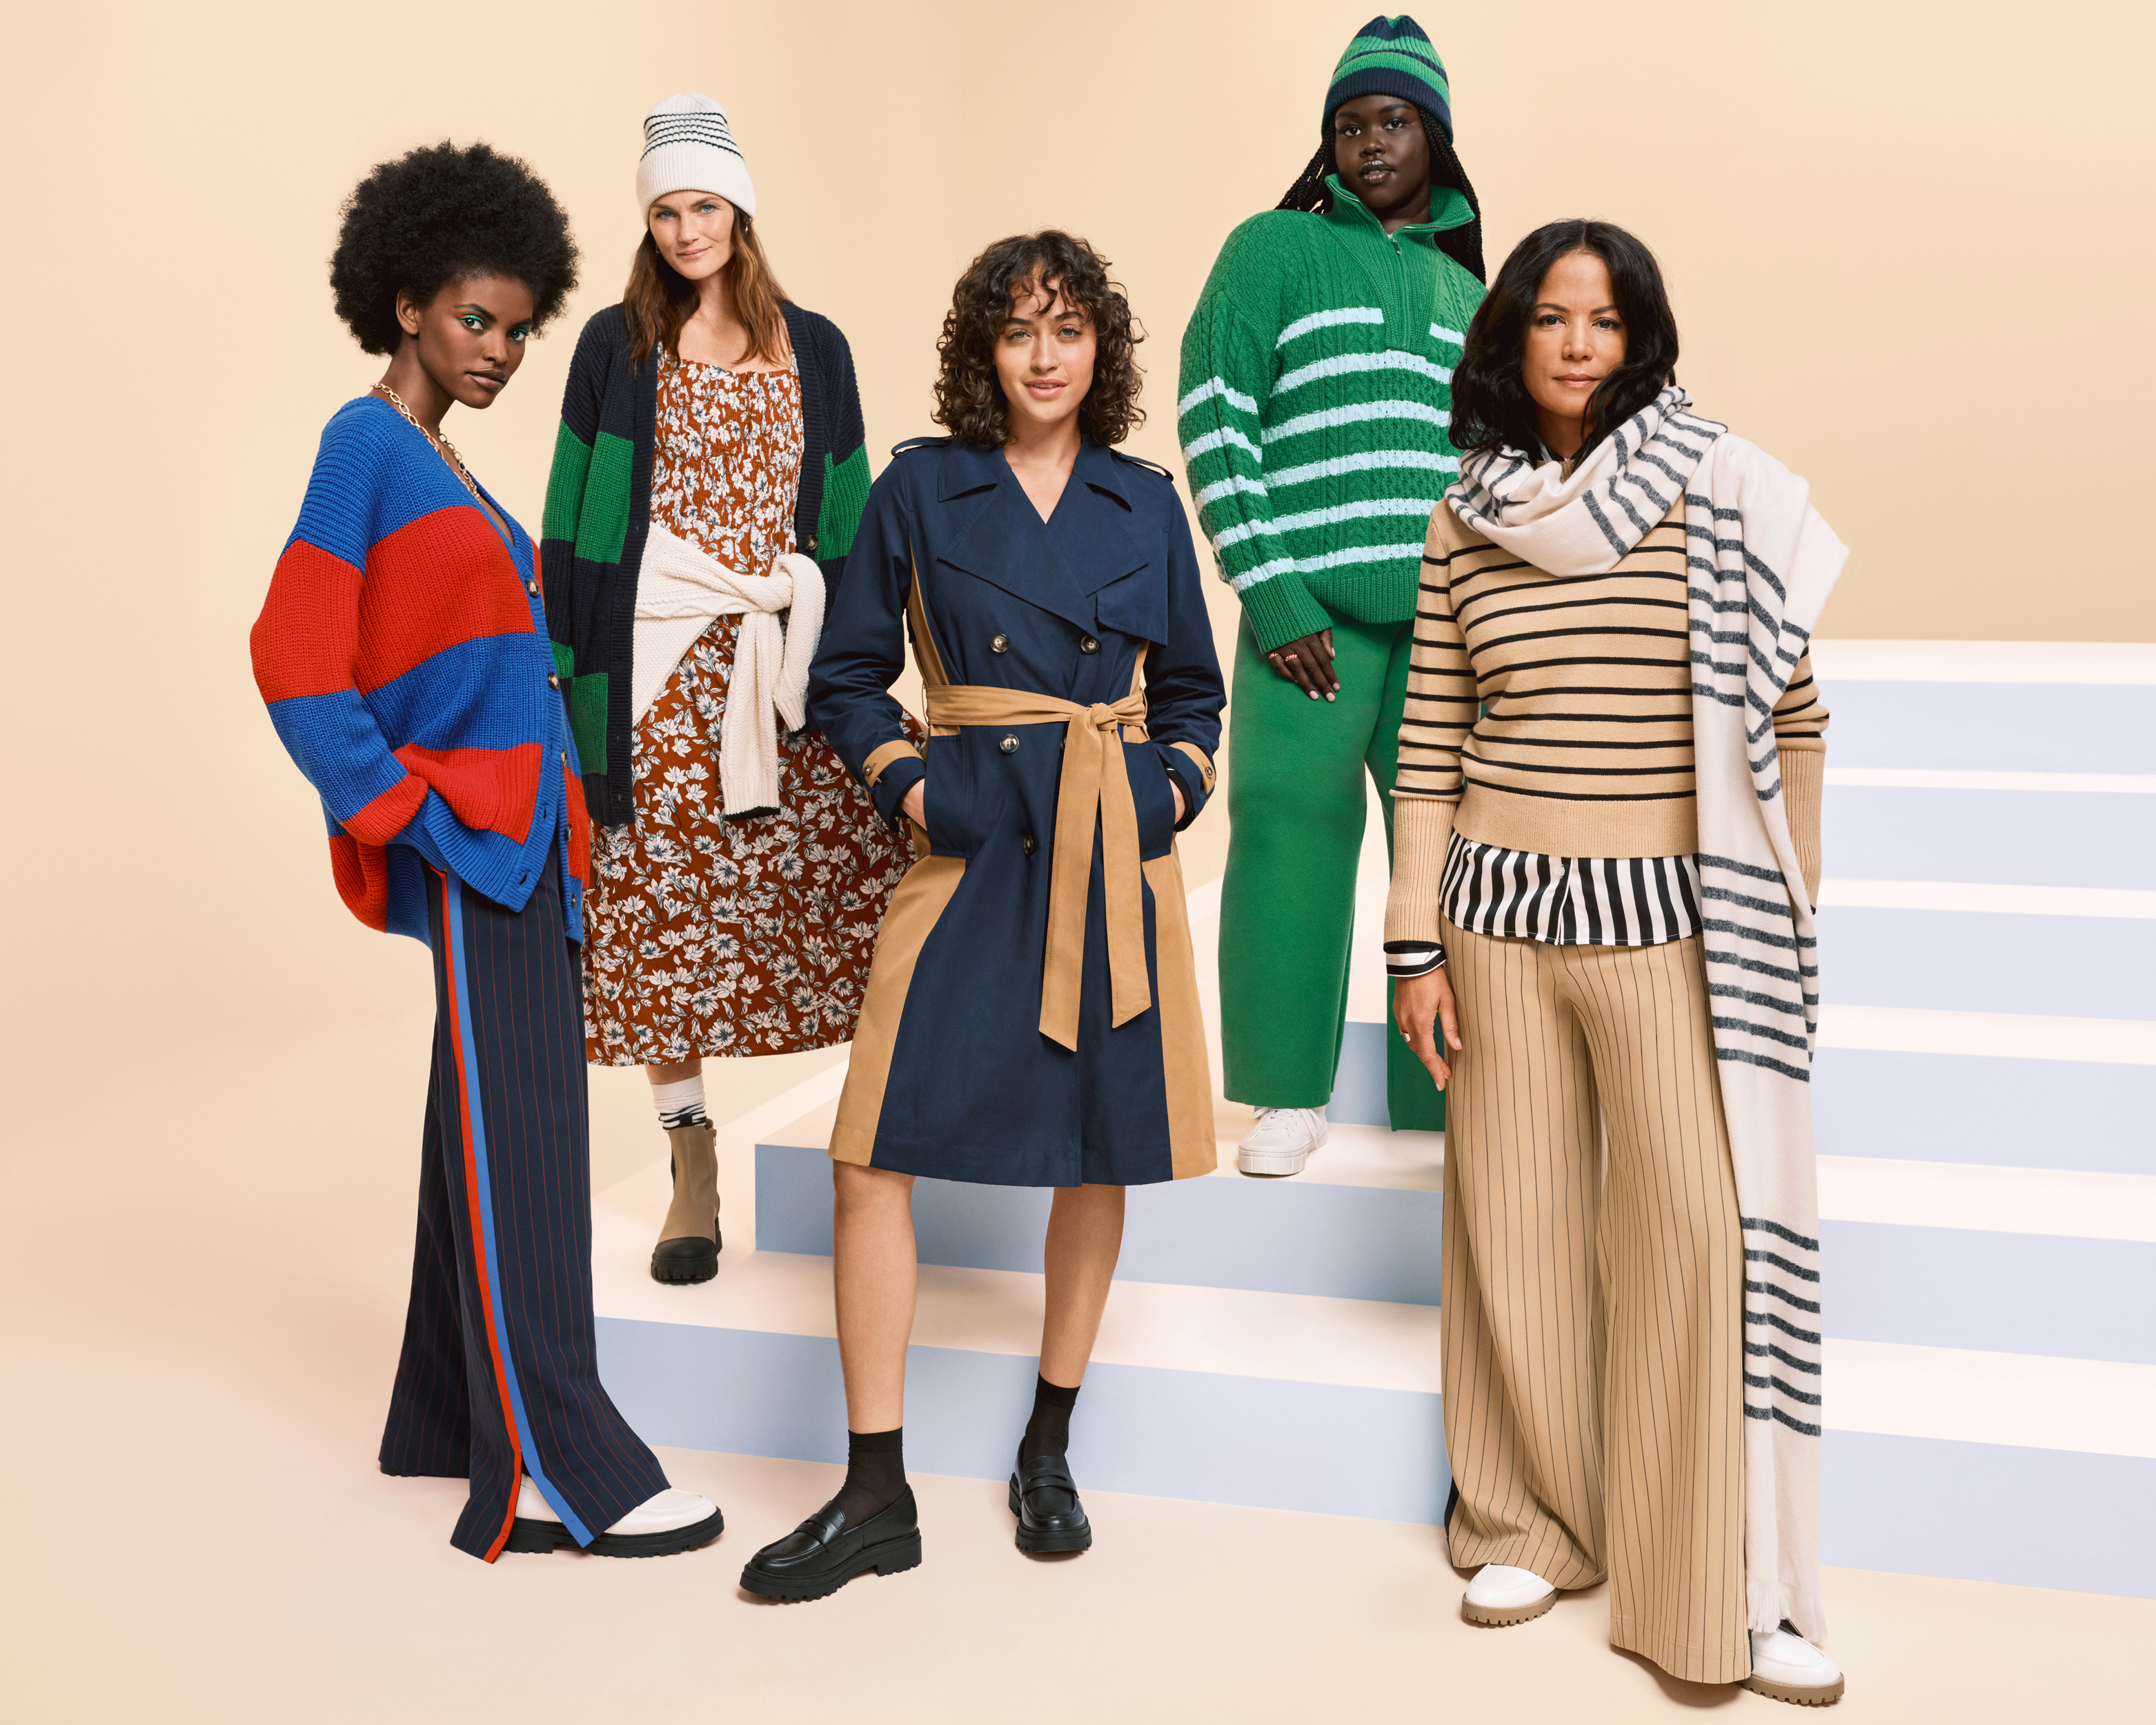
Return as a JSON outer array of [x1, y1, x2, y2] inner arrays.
[[526, 579, 540, 596], [560, 750, 568, 765], [548, 672, 560, 689], [1078, 635, 1099, 654], [1022, 834, 1037, 856], [999, 734, 1019, 755], [806, 534, 818, 553], [991, 633, 1010, 653]]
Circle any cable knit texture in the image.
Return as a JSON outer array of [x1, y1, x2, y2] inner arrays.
[[1177, 180, 1485, 654]]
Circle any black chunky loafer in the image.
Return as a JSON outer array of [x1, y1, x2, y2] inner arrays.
[[1009, 1452, 1092, 1554], [738, 1487, 922, 1601]]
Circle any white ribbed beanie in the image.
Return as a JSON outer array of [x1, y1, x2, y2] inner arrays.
[[636, 94, 755, 217]]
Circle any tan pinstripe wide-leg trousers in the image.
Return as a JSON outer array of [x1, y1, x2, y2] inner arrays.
[[1440, 920, 1748, 1685]]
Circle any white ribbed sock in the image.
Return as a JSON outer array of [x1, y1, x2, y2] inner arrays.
[[652, 1076, 707, 1131]]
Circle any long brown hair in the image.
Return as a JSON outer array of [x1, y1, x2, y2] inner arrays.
[[622, 207, 790, 368]]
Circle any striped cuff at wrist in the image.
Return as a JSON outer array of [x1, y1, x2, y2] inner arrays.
[[1385, 939, 1446, 978]]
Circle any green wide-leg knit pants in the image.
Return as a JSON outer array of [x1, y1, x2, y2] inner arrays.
[[1219, 607, 1445, 1131]]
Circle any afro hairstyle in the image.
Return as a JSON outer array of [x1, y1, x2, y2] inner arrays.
[[330, 140, 579, 356]]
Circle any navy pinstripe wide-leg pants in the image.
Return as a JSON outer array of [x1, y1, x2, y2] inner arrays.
[[377, 845, 669, 1561]]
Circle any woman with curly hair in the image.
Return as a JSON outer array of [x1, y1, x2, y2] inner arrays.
[[540, 95, 919, 1287], [735, 232, 1226, 1600], [250, 140, 720, 1563]]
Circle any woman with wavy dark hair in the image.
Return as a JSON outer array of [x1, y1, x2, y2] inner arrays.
[[735, 232, 1226, 1600], [251, 140, 720, 1562], [1384, 219, 1848, 1703], [541, 95, 918, 1289]]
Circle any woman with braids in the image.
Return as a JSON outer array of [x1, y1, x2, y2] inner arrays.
[[1177, 14, 1486, 1179], [1387, 220, 1846, 1703], [250, 141, 720, 1561], [542, 95, 916, 1286], [737, 232, 1225, 1601]]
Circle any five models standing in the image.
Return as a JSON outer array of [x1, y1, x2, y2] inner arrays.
[[251, 15, 1850, 1707]]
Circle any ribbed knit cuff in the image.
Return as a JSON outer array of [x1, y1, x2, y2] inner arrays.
[[1783, 746, 1824, 908], [1385, 793, 1457, 944], [1235, 571, 1334, 657]]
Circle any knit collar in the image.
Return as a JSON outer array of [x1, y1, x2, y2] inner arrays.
[[1323, 175, 1475, 242]]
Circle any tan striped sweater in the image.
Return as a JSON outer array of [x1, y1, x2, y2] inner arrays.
[[1385, 500, 1829, 944]]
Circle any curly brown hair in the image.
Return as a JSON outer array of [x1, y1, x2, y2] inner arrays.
[[931, 231, 1144, 448]]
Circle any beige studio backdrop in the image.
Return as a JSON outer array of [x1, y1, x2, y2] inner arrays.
[[5, 0, 2149, 1103], [2, 4, 2153, 1717]]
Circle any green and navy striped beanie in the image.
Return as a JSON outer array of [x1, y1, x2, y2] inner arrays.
[[1324, 15, 1453, 142]]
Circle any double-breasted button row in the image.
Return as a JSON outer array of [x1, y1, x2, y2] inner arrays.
[[998, 734, 1019, 755], [991, 633, 1010, 653]]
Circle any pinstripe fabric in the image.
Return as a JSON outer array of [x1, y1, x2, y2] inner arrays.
[[1441, 919, 1748, 1685], [378, 846, 669, 1560]]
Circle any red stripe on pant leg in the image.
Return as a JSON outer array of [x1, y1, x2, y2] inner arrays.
[[437, 866, 524, 1562]]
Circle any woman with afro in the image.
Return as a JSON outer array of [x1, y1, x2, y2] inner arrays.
[[250, 139, 721, 1563]]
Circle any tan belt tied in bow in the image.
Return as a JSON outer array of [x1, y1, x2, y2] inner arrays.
[[923, 684, 1151, 1051]]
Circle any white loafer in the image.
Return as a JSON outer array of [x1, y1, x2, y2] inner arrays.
[[1461, 1562, 1559, 1626], [506, 1476, 723, 1557], [1238, 1105, 1328, 1176], [1743, 1626, 1845, 1706]]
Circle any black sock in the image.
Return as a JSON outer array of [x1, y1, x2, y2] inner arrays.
[[1019, 1374, 1080, 1465], [831, 1426, 904, 1525]]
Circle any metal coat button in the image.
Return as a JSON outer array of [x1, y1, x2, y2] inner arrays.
[[1022, 834, 1038, 856], [991, 633, 1010, 653], [998, 734, 1019, 755], [1078, 635, 1099, 654]]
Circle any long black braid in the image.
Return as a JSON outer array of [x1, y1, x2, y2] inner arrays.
[[1275, 108, 1485, 286]]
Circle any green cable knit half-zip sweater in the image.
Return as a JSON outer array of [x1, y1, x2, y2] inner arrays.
[[1178, 178, 1486, 654]]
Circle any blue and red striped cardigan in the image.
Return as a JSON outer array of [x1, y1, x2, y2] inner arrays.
[[252, 395, 593, 943]]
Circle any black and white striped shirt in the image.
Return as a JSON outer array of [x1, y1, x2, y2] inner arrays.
[[1385, 836, 1703, 978]]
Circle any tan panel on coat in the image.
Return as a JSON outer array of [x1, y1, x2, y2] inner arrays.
[[1143, 849, 1219, 1180], [828, 856, 967, 1165]]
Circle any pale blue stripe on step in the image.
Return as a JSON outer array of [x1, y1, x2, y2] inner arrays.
[[596, 1317, 2156, 1596], [597, 1318, 1450, 1524], [1814, 1050, 2155, 1176], [1819, 907, 2156, 1021], [1825, 789, 2155, 889], [1820, 682, 2156, 773], [1823, 1223, 2156, 1363], [756, 1144, 1445, 1305]]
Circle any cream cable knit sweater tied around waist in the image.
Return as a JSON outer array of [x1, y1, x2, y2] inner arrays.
[[632, 521, 825, 819], [1383, 500, 1828, 947]]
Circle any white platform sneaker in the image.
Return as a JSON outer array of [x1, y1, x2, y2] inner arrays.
[[1238, 1105, 1328, 1176], [1461, 1563, 1559, 1626], [1742, 1626, 1845, 1706], [506, 1475, 724, 1557]]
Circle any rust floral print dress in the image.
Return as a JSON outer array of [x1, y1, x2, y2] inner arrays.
[[583, 349, 919, 1065]]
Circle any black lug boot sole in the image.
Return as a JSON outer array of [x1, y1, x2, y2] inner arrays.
[[503, 1504, 724, 1558], [1008, 1478, 1094, 1554], [739, 1528, 922, 1601], [650, 1232, 720, 1283]]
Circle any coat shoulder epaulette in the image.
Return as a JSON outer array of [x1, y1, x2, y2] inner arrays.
[[1109, 450, 1176, 483], [890, 435, 951, 457]]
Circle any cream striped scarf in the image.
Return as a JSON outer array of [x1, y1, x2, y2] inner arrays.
[[1452, 385, 1848, 1638]]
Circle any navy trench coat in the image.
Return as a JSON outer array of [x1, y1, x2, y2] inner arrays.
[[807, 437, 1226, 1187]]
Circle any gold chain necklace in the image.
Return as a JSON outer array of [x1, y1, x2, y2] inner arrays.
[[371, 383, 486, 506]]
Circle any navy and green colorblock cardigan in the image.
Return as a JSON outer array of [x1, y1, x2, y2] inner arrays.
[[540, 300, 871, 826]]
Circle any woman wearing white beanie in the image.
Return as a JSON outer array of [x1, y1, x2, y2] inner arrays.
[[542, 95, 918, 1284]]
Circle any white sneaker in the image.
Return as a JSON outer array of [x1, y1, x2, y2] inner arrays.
[[1238, 1105, 1327, 1176], [512, 1475, 722, 1555], [1743, 1626, 1845, 1705], [1461, 1562, 1559, 1626]]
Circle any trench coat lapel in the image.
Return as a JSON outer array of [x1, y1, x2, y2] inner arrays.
[[936, 441, 1149, 638]]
